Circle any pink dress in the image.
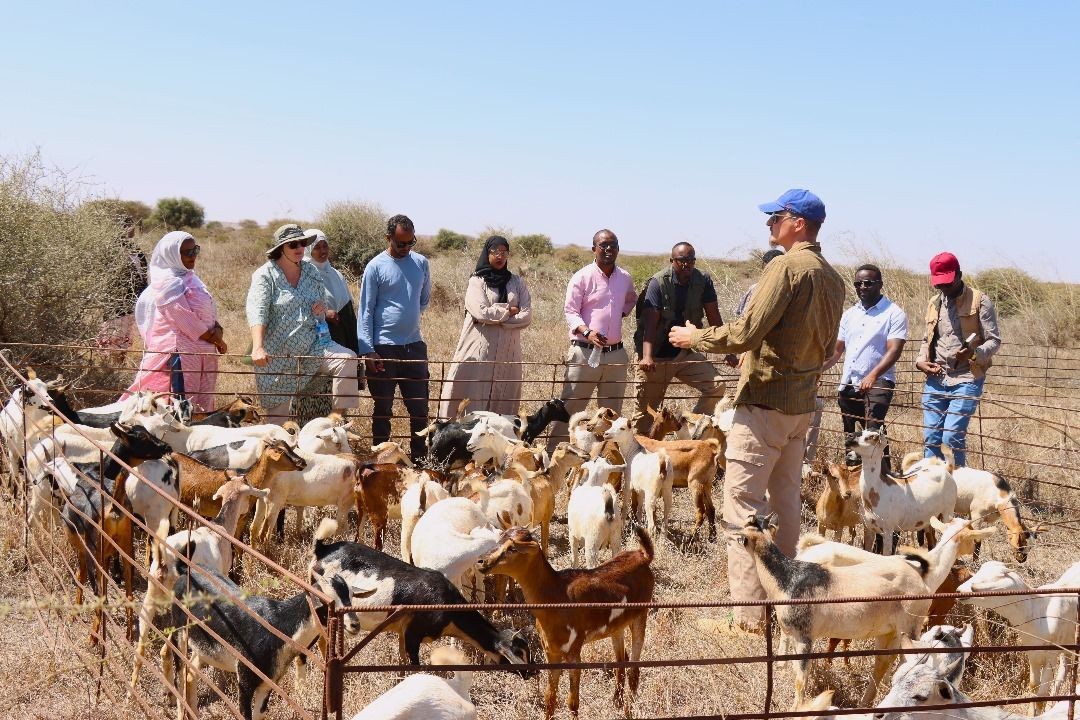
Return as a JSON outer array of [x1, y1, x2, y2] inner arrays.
[[125, 280, 219, 411]]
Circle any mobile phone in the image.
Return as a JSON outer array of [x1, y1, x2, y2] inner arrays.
[[964, 333, 978, 345]]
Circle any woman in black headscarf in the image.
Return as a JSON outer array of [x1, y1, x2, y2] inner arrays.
[[438, 236, 532, 417]]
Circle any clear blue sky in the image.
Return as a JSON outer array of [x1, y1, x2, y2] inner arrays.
[[5, 2, 1079, 280]]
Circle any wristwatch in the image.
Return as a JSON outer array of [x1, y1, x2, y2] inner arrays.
[[582, 329, 592, 339]]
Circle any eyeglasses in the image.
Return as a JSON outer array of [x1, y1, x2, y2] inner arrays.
[[671, 256, 696, 265], [181, 244, 201, 258], [489, 250, 510, 258], [853, 280, 881, 288], [285, 239, 310, 250], [767, 212, 798, 227], [392, 239, 417, 249]]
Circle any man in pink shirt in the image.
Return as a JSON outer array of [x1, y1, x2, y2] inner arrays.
[[549, 229, 637, 446]]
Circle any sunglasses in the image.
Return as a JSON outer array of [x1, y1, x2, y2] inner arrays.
[[392, 239, 417, 249], [489, 249, 510, 258], [767, 212, 798, 226], [853, 280, 881, 288], [671, 256, 696, 265], [181, 244, 201, 258], [285, 239, 310, 250]]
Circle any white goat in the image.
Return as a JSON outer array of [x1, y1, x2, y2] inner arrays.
[[410, 496, 500, 596], [250, 448, 357, 541], [567, 457, 624, 568], [602, 416, 673, 537], [297, 414, 364, 455], [399, 473, 450, 563], [350, 645, 476, 720], [958, 560, 1080, 711], [895, 624, 974, 684], [848, 430, 956, 554]]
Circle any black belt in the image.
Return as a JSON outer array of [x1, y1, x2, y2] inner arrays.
[[572, 341, 624, 353]]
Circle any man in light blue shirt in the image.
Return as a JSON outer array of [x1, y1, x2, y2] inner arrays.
[[823, 263, 907, 468], [358, 214, 431, 460]]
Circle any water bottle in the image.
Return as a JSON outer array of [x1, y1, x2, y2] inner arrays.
[[587, 344, 602, 369], [315, 314, 332, 349]]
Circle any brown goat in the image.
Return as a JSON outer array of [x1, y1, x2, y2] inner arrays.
[[351, 441, 414, 548], [635, 404, 680, 439], [814, 462, 862, 543], [477, 524, 655, 719], [633, 434, 721, 540], [175, 440, 306, 519]]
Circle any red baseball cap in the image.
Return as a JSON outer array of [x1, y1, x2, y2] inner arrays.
[[929, 252, 960, 285]]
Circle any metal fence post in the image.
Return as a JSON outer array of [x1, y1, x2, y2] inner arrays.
[[764, 603, 775, 715]]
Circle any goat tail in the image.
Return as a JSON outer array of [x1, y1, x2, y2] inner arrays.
[[316, 518, 339, 542], [796, 532, 828, 554], [604, 488, 616, 521], [151, 517, 171, 568], [632, 523, 655, 564], [900, 451, 923, 473]]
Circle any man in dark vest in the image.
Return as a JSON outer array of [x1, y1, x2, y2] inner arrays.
[[915, 251, 1001, 467], [633, 242, 725, 434]]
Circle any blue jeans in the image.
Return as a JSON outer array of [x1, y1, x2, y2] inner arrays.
[[921, 376, 984, 467]]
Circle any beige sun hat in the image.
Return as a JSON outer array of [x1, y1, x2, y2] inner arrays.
[[267, 223, 319, 257]]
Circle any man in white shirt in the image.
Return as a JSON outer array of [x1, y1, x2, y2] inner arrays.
[[823, 264, 907, 468]]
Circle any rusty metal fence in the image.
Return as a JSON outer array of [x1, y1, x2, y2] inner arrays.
[[1, 340, 1079, 718]]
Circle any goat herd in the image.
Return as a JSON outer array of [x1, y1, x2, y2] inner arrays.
[[1, 369, 1077, 720]]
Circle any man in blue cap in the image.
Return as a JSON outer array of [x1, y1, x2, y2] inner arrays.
[[670, 188, 845, 631]]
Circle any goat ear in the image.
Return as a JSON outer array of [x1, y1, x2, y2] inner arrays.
[[498, 510, 513, 530], [960, 624, 975, 646], [930, 516, 946, 531], [455, 398, 470, 420]]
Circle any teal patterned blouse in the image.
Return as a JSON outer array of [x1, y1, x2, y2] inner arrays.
[[246, 260, 333, 407]]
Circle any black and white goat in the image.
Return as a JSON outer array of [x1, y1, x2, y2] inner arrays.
[[311, 519, 533, 668], [416, 399, 569, 468], [167, 540, 370, 720]]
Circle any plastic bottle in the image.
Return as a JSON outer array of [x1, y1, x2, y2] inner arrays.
[[587, 344, 602, 369], [315, 314, 332, 349]]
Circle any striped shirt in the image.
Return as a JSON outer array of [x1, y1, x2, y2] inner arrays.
[[690, 241, 845, 415]]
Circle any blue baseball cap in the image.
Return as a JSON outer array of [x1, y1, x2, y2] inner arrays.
[[758, 189, 826, 222]]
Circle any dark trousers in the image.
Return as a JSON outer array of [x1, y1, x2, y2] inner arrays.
[[367, 341, 430, 460], [838, 379, 895, 469], [169, 353, 186, 397]]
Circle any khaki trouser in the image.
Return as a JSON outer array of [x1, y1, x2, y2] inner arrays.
[[265, 342, 360, 425], [547, 344, 629, 448], [723, 404, 812, 627], [633, 350, 725, 434]]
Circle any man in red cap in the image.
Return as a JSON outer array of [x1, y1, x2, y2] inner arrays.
[[915, 252, 1001, 467]]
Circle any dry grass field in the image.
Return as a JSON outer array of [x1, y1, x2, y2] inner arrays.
[[2, 223, 1079, 719]]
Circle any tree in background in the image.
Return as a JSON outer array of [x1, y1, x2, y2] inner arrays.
[[82, 198, 153, 227], [317, 199, 386, 278], [435, 228, 473, 252], [515, 233, 553, 257], [152, 196, 205, 229]]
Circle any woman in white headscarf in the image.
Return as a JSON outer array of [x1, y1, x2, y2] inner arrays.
[[305, 229, 360, 357], [125, 231, 224, 410]]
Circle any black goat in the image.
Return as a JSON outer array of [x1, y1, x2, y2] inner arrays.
[[311, 523, 533, 671]]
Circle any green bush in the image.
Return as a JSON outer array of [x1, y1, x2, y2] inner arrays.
[[152, 196, 205, 229], [0, 152, 137, 393], [515, 233, 554, 257], [435, 228, 472, 253], [317, 199, 386, 278]]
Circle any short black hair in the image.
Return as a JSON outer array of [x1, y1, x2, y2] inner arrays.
[[268, 246, 284, 261], [856, 263, 883, 282], [592, 229, 617, 249], [386, 214, 415, 238], [762, 249, 784, 267], [671, 242, 694, 256]]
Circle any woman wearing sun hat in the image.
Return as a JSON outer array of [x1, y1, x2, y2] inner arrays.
[[125, 230, 224, 410], [245, 223, 360, 423]]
